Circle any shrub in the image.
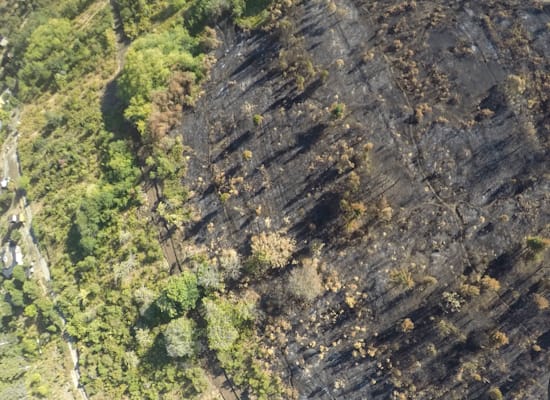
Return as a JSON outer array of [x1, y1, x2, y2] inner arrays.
[[480, 276, 500, 291], [389, 267, 415, 289], [401, 318, 414, 333], [199, 26, 220, 51], [442, 291, 463, 313], [9, 229, 22, 244], [249, 231, 295, 270], [459, 283, 480, 298], [252, 114, 264, 126], [242, 149, 253, 160], [533, 293, 549, 310], [218, 248, 242, 280], [196, 262, 224, 292], [436, 319, 465, 341], [330, 102, 345, 119], [526, 236, 548, 253], [491, 330, 509, 348], [33, 385, 50, 398], [287, 258, 324, 302], [487, 387, 503, 400]]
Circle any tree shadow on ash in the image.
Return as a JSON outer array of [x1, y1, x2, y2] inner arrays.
[[184, 210, 218, 241], [291, 191, 341, 242], [212, 130, 254, 163]]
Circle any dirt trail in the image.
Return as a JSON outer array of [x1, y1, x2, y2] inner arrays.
[[75, 0, 109, 31]]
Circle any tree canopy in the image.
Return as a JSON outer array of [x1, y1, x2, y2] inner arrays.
[[156, 271, 200, 318], [164, 316, 196, 358]]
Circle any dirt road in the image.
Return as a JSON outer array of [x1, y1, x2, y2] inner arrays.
[[1, 128, 88, 400]]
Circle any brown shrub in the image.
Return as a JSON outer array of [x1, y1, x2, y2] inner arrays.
[[287, 258, 324, 302], [481, 276, 501, 291], [400, 318, 414, 333], [533, 293, 549, 310], [491, 331, 509, 348], [250, 231, 296, 269]]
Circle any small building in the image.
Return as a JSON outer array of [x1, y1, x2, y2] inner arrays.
[[10, 213, 24, 224], [0, 35, 8, 48]]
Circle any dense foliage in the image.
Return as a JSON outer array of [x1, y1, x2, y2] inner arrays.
[[118, 26, 202, 135], [18, 13, 114, 100], [0, 0, 277, 398]]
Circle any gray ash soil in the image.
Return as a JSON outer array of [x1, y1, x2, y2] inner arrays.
[[167, 0, 549, 398]]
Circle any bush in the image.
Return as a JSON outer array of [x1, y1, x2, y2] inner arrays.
[[330, 102, 345, 119], [442, 291, 463, 313], [526, 236, 548, 253], [33, 384, 50, 398], [218, 248, 242, 280], [487, 387, 503, 400], [491, 331, 509, 348], [249, 231, 295, 270], [203, 298, 239, 352], [196, 262, 224, 292], [480, 275, 500, 291], [252, 114, 263, 126], [400, 318, 414, 333], [533, 293, 549, 310], [287, 258, 323, 302]]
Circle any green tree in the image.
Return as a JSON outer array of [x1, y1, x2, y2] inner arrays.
[[204, 300, 238, 352], [22, 280, 41, 302], [184, 367, 209, 396], [0, 191, 13, 213], [156, 272, 200, 318], [11, 265, 26, 285], [0, 299, 13, 320], [4, 281, 24, 308], [164, 316, 195, 358], [18, 18, 73, 98]]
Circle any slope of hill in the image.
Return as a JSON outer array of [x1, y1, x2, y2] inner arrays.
[[173, 0, 550, 398], [0, 0, 548, 399]]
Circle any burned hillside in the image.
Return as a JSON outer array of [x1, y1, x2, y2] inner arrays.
[[167, 0, 550, 398]]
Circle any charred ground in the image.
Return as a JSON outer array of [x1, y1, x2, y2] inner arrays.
[[161, 0, 550, 398]]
